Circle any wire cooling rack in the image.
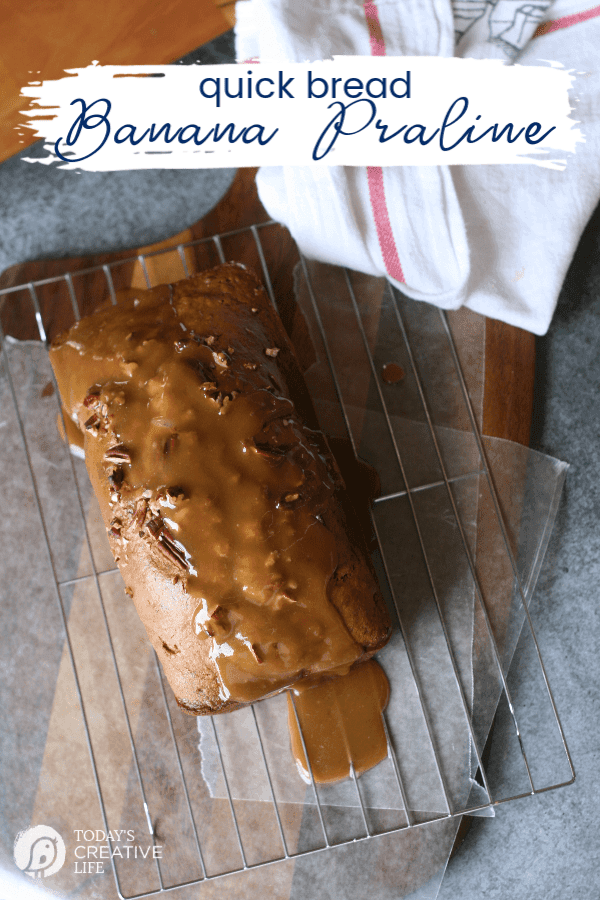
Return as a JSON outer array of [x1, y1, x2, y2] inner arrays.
[[0, 221, 575, 899]]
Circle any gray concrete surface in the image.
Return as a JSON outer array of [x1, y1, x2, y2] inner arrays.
[[1, 31, 598, 900], [438, 200, 600, 900]]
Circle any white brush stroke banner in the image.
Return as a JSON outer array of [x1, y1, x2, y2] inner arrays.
[[21, 58, 582, 171]]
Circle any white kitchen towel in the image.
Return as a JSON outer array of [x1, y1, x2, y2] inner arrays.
[[235, 0, 600, 335]]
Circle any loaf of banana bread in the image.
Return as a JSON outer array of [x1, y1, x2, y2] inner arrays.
[[50, 264, 391, 714]]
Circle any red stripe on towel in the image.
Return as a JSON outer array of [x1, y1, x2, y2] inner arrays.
[[366, 167, 406, 283], [363, 1, 406, 283], [534, 4, 600, 36], [363, 0, 386, 55]]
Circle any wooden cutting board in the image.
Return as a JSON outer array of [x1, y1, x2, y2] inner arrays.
[[0, 0, 230, 164]]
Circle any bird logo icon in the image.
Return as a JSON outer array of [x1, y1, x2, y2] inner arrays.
[[23, 836, 58, 877], [14, 826, 66, 878]]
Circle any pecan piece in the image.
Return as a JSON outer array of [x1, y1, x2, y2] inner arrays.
[[163, 434, 177, 456], [108, 468, 125, 490], [131, 498, 148, 529], [166, 486, 186, 504], [220, 392, 238, 412], [157, 535, 189, 570], [212, 350, 229, 368], [160, 523, 177, 544], [104, 444, 131, 464], [277, 491, 302, 510], [207, 389, 237, 409], [83, 390, 101, 409], [146, 516, 163, 538]]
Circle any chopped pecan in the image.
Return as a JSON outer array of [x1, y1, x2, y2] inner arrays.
[[221, 393, 238, 412], [157, 535, 189, 570], [208, 390, 237, 409], [131, 498, 148, 529], [146, 516, 163, 538], [108, 468, 124, 490], [160, 523, 177, 544], [104, 444, 131, 464], [84, 413, 100, 431], [212, 350, 229, 368], [277, 491, 302, 510], [265, 347, 280, 358], [83, 390, 101, 409], [163, 434, 177, 456]]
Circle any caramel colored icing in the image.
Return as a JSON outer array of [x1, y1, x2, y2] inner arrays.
[[50, 266, 390, 712], [287, 659, 390, 783], [381, 362, 405, 385], [57, 410, 85, 453]]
